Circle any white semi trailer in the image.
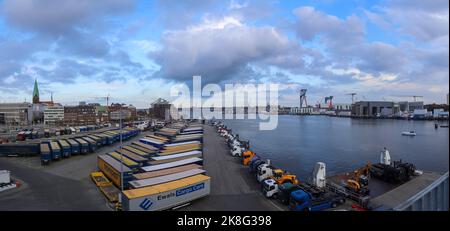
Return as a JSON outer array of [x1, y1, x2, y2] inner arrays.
[[121, 174, 210, 211]]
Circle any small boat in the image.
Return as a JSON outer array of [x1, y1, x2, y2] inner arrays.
[[440, 125, 449, 128], [402, 131, 416, 136]]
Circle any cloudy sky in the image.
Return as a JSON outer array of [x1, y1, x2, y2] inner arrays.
[[0, 0, 448, 108]]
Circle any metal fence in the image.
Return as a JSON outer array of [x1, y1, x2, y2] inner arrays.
[[394, 172, 449, 211]]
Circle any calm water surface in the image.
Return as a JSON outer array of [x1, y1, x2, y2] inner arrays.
[[219, 115, 449, 179]]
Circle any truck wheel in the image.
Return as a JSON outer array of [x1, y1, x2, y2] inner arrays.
[[272, 194, 278, 200], [331, 202, 338, 208], [339, 198, 345, 204]]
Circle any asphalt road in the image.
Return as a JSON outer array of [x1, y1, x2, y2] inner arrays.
[[182, 125, 284, 211], [0, 131, 152, 211]]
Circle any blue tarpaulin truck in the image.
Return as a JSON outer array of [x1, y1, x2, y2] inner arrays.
[[75, 138, 89, 154], [49, 141, 62, 160], [57, 140, 71, 158], [66, 139, 80, 155], [40, 143, 51, 165], [289, 185, 345, 211]]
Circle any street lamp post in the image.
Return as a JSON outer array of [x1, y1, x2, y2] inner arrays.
[[118, 110, 124, 210]]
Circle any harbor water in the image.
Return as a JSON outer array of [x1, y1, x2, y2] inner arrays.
[[219, 115, 449, 180]]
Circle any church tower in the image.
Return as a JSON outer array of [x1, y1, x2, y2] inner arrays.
[[32, 79, 40, 104]]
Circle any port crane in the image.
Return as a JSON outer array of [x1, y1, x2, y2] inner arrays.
[[324, 96, 334, 109], [299, 89, 308, 108], [346, 93, 357, 104]]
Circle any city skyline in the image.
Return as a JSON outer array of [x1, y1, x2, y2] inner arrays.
[[0, 0, 449, 108]]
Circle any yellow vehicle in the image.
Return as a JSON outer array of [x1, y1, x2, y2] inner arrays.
[[271, 169, 300, 185], [242, 150, 256, 166], [90, 171, 112, 187], [346, 163, 371, 195]]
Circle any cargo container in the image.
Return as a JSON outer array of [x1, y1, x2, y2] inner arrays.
[[141, 157, 203, 172], [139, 138, 165, 148], [123, 146, 151, 157], [81, 137, 97, 152], [131, 142, 159, 152], [133, 164, 203, 180], [87, 135, 103, 147], [159, 146, 202, 156], [0, 143, 40, 157], [109, 151, 141, 169], [66, 139, 80, 155], [105, 131, 120, 142], [149, 151, 203, 165], [116, 149, 148, 164], [97, 155, 133, 188], [40, 143, 51, 165], [100, 133, 114, 145], [75, 138, 89, 154], [49, 141, 62, 160], [128, 144, 157, 156], [57, 140, 71, 158], [129, 169, 206, 188], [121, 174, 210, 211], [91, 134, 107, 146], [146, 135, 170, 142]]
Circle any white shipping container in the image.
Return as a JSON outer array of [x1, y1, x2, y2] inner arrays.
[[122, 175, 210, 211]]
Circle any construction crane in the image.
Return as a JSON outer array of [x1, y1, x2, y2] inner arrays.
[[396, 95, 424, 102], [346, 93, 357, 104], [95, 94, 111, 107], [324, 96, 334, 109], [299, 89, 308, 108]]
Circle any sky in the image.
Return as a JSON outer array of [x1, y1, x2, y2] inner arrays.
[[0, 0, 448, 108]]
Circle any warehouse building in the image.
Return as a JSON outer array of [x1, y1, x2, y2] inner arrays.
[[352, 101, 400, 117]]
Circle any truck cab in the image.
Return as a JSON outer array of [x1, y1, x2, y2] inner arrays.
[[256, 164, 276, 182], [289, 190, 345, 211], [262, 178, 279, 198], [242, 151, 256, 166], [230, 145, 245, 157], [249, 158, 265, 174], [278, 183, 302, 205]]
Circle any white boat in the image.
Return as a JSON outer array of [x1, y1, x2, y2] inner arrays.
[[402, 131, 416, 136]]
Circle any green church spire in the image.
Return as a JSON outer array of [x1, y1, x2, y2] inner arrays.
[[33, 78, 40, 103]]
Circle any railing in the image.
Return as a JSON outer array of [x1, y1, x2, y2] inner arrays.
[[394, 172, 449, 211]]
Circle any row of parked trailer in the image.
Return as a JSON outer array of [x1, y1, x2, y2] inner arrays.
[[16, 125, 107, 141], [40, 128, 140, 165], [213, 121, 347, 211], [94, 123, 211, 211]]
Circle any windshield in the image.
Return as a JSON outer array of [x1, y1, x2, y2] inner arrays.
[[263, 182, 271, 191]]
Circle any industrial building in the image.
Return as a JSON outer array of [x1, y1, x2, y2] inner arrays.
[[398, 101, 424, 113], [43, 106, 65, 125], [0, 103, 32, 125], [150, 98, 172, 121], [352, 101, 400, 117], [290, 107, 314, 115]]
